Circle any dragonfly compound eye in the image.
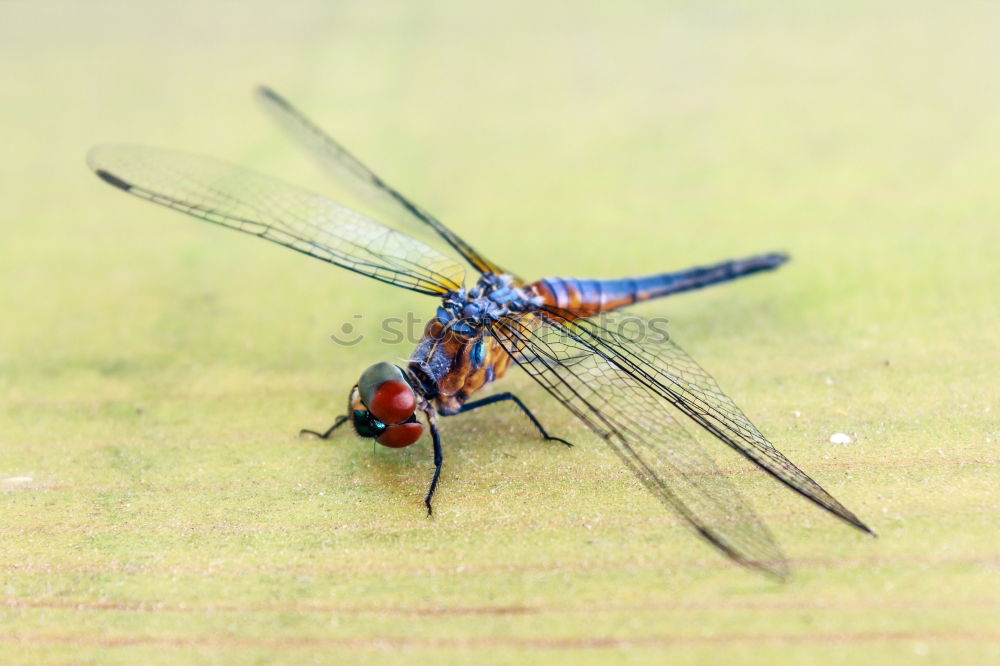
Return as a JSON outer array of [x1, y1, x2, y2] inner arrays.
[[376, 421, 423, 448], [358, 362, 417, 425], [369, 381, 416, 425]]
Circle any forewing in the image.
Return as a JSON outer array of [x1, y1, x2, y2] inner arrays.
[[548, 309, 873, 535], [490, 312, 789, 579], [87, 143, 465, 295], [255, 86, 508, 277]]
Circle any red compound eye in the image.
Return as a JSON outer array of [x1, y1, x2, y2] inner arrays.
[[369, 380, 416, 425], [377, 422, 423, 448]]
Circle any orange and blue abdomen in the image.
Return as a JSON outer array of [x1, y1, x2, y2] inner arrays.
[[531, 252, 788, 317]]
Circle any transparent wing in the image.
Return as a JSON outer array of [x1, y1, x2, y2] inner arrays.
[[87, 143, 465, 295], [548, 309, 873, 535], [255, 86, 508, 277], [490, 311, 790, 578]]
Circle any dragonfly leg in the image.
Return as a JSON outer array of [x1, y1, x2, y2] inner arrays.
[[425, 415, 444, 516], [300, 414, 349, 439], [456, 392, 574, 447]]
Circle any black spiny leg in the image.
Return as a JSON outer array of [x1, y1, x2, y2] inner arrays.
[[300, 414, 349, 439], [425, 414, 444, 516], [456, 392, 574, 447]]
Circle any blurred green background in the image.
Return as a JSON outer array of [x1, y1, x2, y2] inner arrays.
[[1, 1, 998, 664]]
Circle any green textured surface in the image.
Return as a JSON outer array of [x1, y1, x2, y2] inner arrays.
[[2, 1, 998, 664]]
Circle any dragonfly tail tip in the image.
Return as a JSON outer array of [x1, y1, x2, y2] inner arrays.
[[768, 251, 791, 266]]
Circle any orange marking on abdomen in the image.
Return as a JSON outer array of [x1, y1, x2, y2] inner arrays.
[[531, 278, 639, 317]]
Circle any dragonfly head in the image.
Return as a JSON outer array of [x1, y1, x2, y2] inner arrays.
[[349, 362, 422, 448]]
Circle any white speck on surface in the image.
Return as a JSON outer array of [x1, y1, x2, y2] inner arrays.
[[2, 476, 33, 485], [829, 433, 853, 445], [792, 410, 802, 418], [824, 376, 835, 385]]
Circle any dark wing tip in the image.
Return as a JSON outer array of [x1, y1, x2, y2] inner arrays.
[[86, 144, 135, 191], [255, 85, 289, 109], [94, 168, 133, 192], [760, 564, 791, 583], [694, 526, 790, 582], [855, 519, 877, 538], [825, 500, 876, 537]]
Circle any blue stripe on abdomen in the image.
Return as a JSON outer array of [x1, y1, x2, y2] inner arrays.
[[535, 252, 788, 314]]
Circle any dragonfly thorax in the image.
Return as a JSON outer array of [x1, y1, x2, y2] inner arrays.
[[436, 273, 541, 336]]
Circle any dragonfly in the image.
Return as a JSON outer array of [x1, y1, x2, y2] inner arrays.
[[87, 86, 873, 579]]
